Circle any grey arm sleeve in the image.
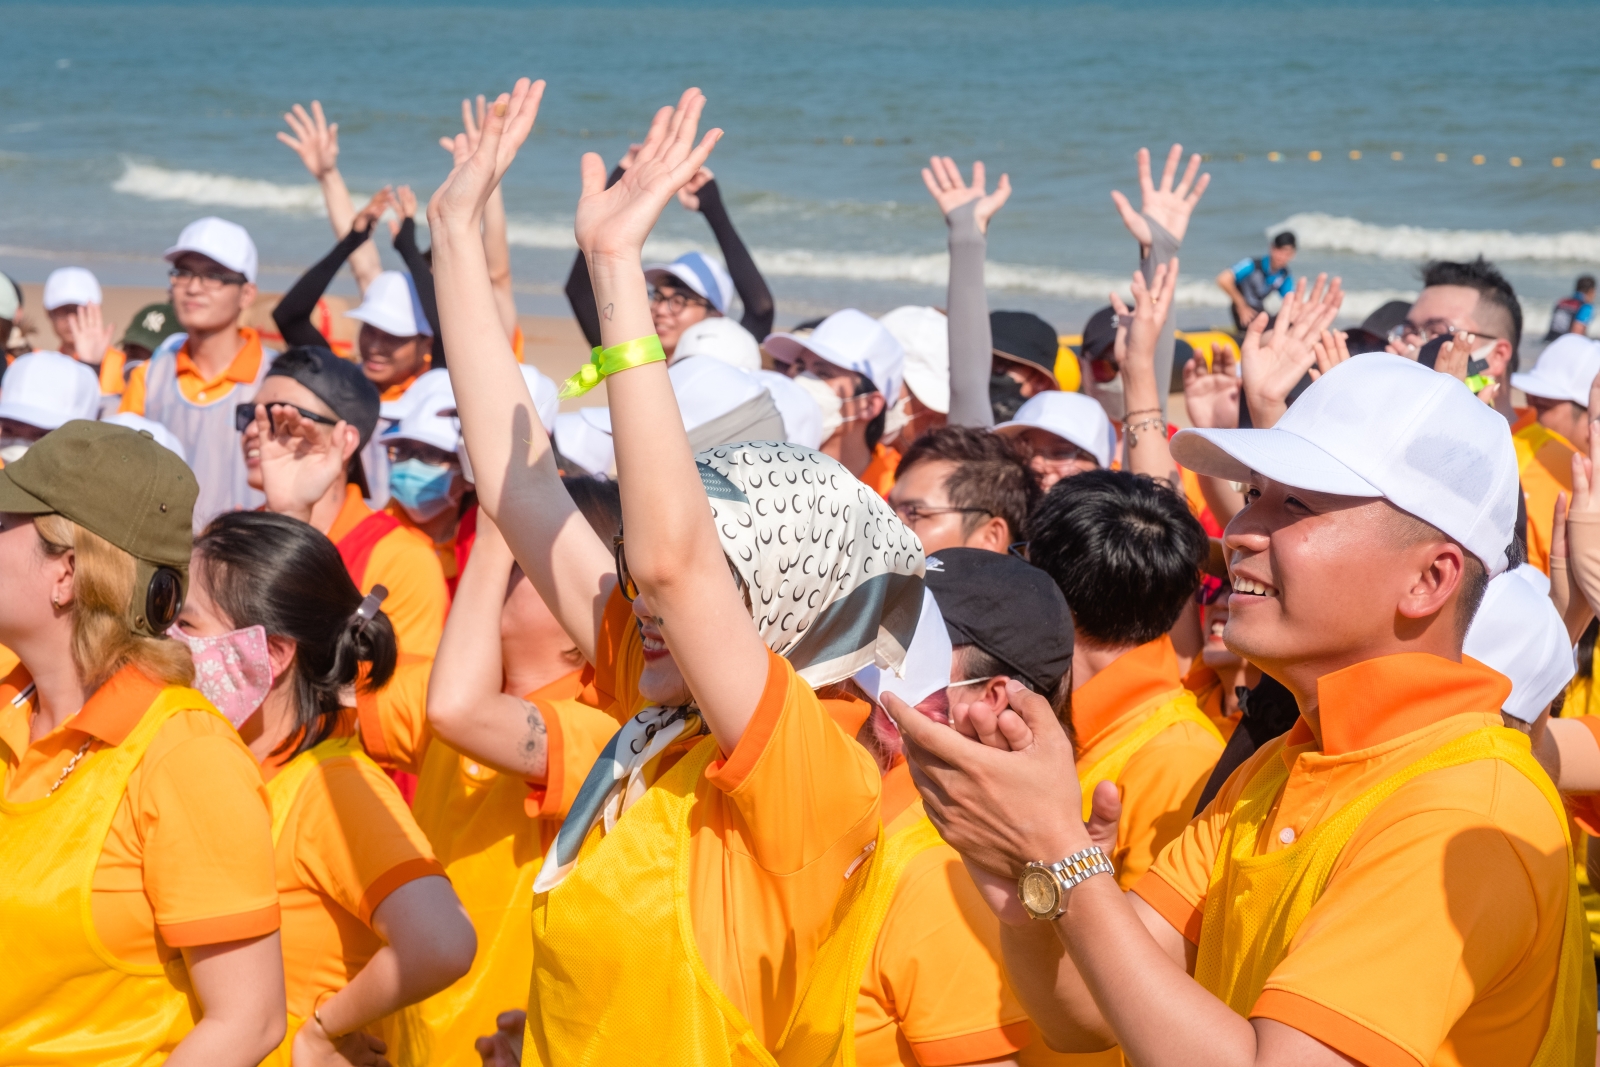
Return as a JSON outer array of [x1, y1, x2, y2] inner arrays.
[[1139, 214, 1182, 420], [945, 201, 994, 428]]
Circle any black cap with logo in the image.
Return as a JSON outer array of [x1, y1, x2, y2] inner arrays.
[[924, 547, 1074, 696]]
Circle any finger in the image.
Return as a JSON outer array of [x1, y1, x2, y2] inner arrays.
[[497, 1010, 527, 1031], [1110, 189, 1142, 230], [275, 130, 300, 150], [920, 167, 942, 200], [476, 94, 488, 133], [1576, 452, 1593, 502], [995, 708, 1032, 750], [1109, 291, 1129, 317], [291, 102, 312, 129], [883, 691, 974, 766], [310, 100, 327, 132], [1156, 255, 1180, 311], [579, 151, 609, 199], [460, 96, 475, 137], [932, 155, 958, 190], [1136, 145, 1153, 200], [1554, 493, 1570, 560], [666, 87, 708, 167], [1242, 306, 1270, 354], [1174, 151, 1201, 200], [1307, 367, 1321, 382], [966, 702, 1006, 749], [970, 159, 986, 195], [1001, 678, 1060, 737], [1186, 170, 1211, 206], [658, 87, 700, 166], [990, 173, 1012, 208], [635, 104, 676, 165], [1086, 780, 1122, 853], [680, 128, 723, 183], [1158, 142, 1182, 193]]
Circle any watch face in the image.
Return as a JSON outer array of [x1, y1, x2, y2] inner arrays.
[[1019, 867, 1060, 917]]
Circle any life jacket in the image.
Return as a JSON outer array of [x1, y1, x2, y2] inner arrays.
[[1548, 295, 1587, 340]]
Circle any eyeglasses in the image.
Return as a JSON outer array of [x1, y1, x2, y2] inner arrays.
[[892, 503, 992, 526], [169, 267, 247, 290], [386, 440, 458, 466], [1387, 318, 1499, 349], [234, 402, 341, 434], [649, 289, 710, 315], [1194, 573, 1229, 605]]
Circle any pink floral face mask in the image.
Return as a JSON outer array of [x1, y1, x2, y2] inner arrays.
[[167, 624, 275, 728]]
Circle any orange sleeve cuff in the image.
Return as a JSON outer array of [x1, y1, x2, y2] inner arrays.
[[705, 650, 788, 792], [159, 903, 281, 947], [1252, 989, 1417, 1067], [356, 857, 447, 925], [909, 1021, 1032, 1066], [355, 687, 392, 766], [1131, 869, 1204, 945], [526, 698, 564, 819]]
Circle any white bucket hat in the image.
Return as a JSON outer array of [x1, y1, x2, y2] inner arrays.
[[554, 411, 615, 477], [879, 305, 949, 413], [994, 391, 1115, 469], [0, 351, 102, 430]]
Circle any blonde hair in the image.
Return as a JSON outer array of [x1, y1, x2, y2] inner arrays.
[[34, 515, 193, 692]]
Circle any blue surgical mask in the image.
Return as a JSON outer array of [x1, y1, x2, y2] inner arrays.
[[389, 458, 458, 521]]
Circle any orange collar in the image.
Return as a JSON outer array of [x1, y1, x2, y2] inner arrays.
[[1071, 636, 1183, 747], [1287, 652, 1511, 756], [379, 366, 428, 403], [325, 483, 375, 544], [0, 663, 162, 761], [176, 326, 264, 387]]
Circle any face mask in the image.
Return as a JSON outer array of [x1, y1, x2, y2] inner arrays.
[[988, 372, 1026, 424], [882, 396, 913, 440], [389, 458, 459, 522], [0, 440, 30, 464], [792, 372, 844, 440], [167, 623, 274, 728]]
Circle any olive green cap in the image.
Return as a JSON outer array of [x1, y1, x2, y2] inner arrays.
[[121, 302, 180, 352], [0, 419, 197, 634]]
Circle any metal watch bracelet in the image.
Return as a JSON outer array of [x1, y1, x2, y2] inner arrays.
[[1020, 845, 1115, 920]]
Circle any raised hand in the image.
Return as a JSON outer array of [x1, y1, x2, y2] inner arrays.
[[574, 88, 722, 263], [920, 157, 1012, 234], [439, 95, 489, 165], [1240, 272, 1344, 428], [1310, 327, 1352, 381], [428, 78, 546, 234], [352, 186, 393, 236], [1111, 144, 1209, 249], [1183, 342, 1241, 429], [1110, 259, 1179, 379], [253, 405, 351, 523], [387, 185, 418, 238], [277, 101, 341, 180], [68, 302, 115, 366], [676, 166, 715, 211]]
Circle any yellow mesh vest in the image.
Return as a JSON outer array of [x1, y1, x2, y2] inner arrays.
[[258, 735, 434, 1067], [0, 687, 214, 1065], [1193, 727, 1594, 1065], [1560, 645, 1600, 954], [525, 736, 880, 1066], [777, 816, 943, 1066], [1077, 690, 1224, 822]]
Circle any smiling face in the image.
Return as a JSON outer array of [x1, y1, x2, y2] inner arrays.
[[239, 376, 340, 489], [630, 588, 693, 707], [358, 323, 430, 391], [169, 252, 254, 334]]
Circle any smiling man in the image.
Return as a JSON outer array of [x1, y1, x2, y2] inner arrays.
[[894, 353, 1591, 1067]]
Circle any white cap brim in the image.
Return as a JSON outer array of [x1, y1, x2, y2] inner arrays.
[[1171, 427, 1383, 497], [1509, 371, 1581, 405]]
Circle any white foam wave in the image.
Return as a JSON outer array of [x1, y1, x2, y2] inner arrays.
[[113, 161, 328, 213], [1274, 212, 1600, 263]]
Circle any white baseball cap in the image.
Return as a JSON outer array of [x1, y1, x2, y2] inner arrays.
[[1171, 353, 1519, 576], [1510, 334, 1600, 406], [765, 309, 905, 406], [754, 369, 825, 448], [994, 391, 1115, 469], [165, 217, 259, 284], [554, 411, 615, 477], [854, 589, 953, 709], [0, 351, 102, 430], [42, 267, 102, 311], [101, 412, 188, 464], [645, 252, 734, 314], [879, 305, 949, 414], [346, 270, 432, 339], [382, 371, 459, 453], [579, 355, 766, 437], [675, 316, 760, 371], [1463, 563, 1574, 722]]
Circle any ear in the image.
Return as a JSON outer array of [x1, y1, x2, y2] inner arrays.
[[238, 281, 258, 312], [863, 391, 887, 421], [265, 634, 297, 683], [964, 514, 1011, 554], [1396, 540, 1466, 624], [1486, 338, 1514, 378], [338, 424, 362, 463], [51, 547, 77, 611], [969, 675, 1013, 720]]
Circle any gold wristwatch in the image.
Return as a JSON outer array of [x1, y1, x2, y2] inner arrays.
[[1018, 846, 1115, 920]]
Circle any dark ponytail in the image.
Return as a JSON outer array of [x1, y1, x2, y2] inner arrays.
[[194, 511, 398, 757]]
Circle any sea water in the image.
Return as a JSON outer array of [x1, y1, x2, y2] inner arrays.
[[2, 0, 1596, 341]]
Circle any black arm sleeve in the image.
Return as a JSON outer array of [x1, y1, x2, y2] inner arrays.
[[272, 224, 373, 350], [564, 165, 627, 349], [693, 179, 774, 339], [393, 217, 445, 370]]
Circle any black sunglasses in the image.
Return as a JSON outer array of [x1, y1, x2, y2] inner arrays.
[[234, 402, 341, 434]]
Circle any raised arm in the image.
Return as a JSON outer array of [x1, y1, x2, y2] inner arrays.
[[679, 169, 775, 338], [390, 185, 446, 369], [1181, 343, 1246, 525], [444, 97, 519, 341], [575, 90, 772, 753], [1238, 275, 1343, 429], [1112, 261, 1181, 484], [277, 101, 381, 292], [924, 157, 1011, 428], [273, 189, 391, 350], [563, 161, 629, 348], [1112, 146, 1209, 419], [428, 79, 614, 664]]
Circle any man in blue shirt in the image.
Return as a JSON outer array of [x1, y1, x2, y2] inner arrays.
[[1216, 230, 1296, 329], [1546, 275, 1595, 341]]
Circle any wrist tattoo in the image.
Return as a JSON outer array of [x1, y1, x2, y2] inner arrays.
[[602, 302, 614, 321]]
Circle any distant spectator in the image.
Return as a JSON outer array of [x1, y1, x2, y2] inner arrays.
[[1217, 230, 1296, 329], [1547, 275, 1596, 340]]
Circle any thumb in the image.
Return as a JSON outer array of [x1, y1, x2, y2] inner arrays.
[[883, 691, 967, 765], [1002, 678, 1060, 738], [1086, 780, 1121, 853], [579, 151, 609, 198]]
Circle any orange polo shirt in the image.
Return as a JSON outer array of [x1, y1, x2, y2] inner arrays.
[[120, 326, 267, 413], [861, 442, 902, 498], [591, 587, 882, 1048], [385, 501, 460, 592], [354, 654, 434, 777], [524, 670, 620, 821], [0, 663, 279, 965], [87, 347, 128, 395], [854, 760, 1033, 1066], [1513, 420, 1576, 575], [1136, 654, 1568, 1067], [1073, 636, 1224, 889], [327, 483, 449, 660], [1182, 660, 1240, 739], [261, 723, 445, 1018]]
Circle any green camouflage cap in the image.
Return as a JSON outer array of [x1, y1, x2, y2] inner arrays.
[[121, 302, 180, 352], [0, 419, 196, 635]]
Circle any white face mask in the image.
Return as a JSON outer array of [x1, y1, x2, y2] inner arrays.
[[792, 372, 844, 440], [881, 396, 913, 441]]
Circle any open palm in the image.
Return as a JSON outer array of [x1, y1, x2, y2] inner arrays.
[[1111, 144, 1209, 247], [1183, 344, 1241, 429], [427, 79, 545, 233], [921, 156, 1012, 234]]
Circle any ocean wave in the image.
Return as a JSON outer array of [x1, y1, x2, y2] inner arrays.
[[113, 161, 329, 213], [1274, 212, 1600, 263]]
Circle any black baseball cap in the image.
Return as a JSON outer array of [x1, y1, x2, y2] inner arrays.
[[265, 346, 381, 447], [925, 547, 1074, 696], [991, 310, 1060, 377], [1081, 306, 1117, 361], [1360, 300, 1411, 339]]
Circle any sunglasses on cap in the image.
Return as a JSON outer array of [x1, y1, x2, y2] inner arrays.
[[234, 401, 341, 434]]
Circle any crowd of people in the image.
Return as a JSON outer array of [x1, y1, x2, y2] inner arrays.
[[4, 78, 1600, 1067]]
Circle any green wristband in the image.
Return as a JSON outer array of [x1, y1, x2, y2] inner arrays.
[[558, 335, 667, 399]]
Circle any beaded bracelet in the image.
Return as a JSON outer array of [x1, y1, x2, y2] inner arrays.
[[559, 335, 667, 399]]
